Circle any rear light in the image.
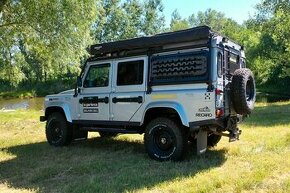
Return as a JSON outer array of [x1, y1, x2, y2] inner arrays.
[[216, 108, 224, 118], [216, 89, 222, 95]]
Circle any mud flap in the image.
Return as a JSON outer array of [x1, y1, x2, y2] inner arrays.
[[196, 130, 207, 155]]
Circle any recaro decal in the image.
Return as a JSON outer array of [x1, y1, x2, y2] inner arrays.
[[196, 106, 213, 117]]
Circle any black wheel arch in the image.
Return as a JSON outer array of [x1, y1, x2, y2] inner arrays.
[[143, 107, 184, 128], [45, 106, 67, 122]]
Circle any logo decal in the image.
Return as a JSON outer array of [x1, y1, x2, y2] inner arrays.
[[196, 113, 213, 117], [196, 106, 212, 117], [83, 108, 99, 113], [205, 93, 211, 100], [83, 103, 98, 107], [198, 106, 211, 112]]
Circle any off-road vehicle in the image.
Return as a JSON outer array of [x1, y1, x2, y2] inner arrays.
[[40, 26, 256, 161]]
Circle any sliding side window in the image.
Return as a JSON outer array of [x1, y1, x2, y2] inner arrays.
[[117, 60, 144, 86]]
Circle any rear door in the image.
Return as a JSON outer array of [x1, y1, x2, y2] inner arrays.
[[110, 57, 147, 122]]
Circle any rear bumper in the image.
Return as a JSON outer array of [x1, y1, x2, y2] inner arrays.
[[189, 118, 225, 130], [40, 116, 46, 122]]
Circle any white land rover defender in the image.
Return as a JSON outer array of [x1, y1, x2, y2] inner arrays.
[[40, 26, 256, 161]]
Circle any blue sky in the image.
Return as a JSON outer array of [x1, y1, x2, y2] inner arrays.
[[163, 0, 261, 25]]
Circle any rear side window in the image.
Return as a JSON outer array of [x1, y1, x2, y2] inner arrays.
[[117, 60, 144, 86], [83, 64, 110, 88], [228, 53, 240, 74], [217, 52, 223, 77]]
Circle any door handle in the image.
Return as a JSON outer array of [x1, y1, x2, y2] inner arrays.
[[112, 96, 143, 104], [79, 96, 109, 104]]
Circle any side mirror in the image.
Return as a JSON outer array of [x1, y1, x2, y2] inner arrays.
[[74, 76, 82, 97], [77, 76, 82, 87]]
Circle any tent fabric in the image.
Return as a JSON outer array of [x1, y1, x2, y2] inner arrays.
[[89, 26, 212, 56]]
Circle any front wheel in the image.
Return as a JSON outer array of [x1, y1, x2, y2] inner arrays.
[[46, 112, 72, 146], [144, 118, 188, 161]]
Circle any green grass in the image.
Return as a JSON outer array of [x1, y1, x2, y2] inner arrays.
[[0, 102, 290, 193]]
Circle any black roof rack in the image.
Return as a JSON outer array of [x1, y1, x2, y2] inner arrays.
[[89, 26, 212, 56]]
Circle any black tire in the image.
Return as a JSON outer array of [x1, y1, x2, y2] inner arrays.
[[231, 68, 256, 115], [144, 118, 188, 161], [99, 131, 118, 138], [207, 134, 222, 147], [46, 112, 72, 146]]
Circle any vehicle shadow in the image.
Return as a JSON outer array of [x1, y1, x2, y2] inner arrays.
[[0, 137, 227, 193], [243, 103, 290, 127]]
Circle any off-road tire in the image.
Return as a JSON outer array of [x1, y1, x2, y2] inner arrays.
[[144, 118, 188, 161], [99, 132, 118, 138], [207, 134, 222, 147], [46, 112, 72, 146], [231, 68, 256, 115]]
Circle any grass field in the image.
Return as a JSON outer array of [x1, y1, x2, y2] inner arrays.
[[0, 101, 290, 193]]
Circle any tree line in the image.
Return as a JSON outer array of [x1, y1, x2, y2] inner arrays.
[[0, 0, 289, 96]]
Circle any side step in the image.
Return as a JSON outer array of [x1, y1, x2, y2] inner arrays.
[[80, 127, 141, 134]]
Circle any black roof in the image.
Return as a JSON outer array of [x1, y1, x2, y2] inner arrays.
[[89, 26, 212, 56]]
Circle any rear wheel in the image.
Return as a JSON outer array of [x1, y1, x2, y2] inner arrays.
[[46, 112, 72, 146], [144, 118, 188, 161]]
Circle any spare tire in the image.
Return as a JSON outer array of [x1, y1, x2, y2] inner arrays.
[[231, 68, 256, 115]]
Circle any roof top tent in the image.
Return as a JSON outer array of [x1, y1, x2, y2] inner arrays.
[[88, 26, 213, 58]]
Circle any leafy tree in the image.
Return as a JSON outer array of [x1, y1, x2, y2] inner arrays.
[[0, 0, 97, 86], [188, 9, 242, 41], [170, 9, 190, 31], [246, 0, 290, 85], [1, 0, 289, 95], [93, 0, 165, 43], [142, 0, 165, 35]]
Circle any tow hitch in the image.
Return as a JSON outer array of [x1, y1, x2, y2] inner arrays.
[[210, 116, 242, 142], [229, 128, 242, 142]]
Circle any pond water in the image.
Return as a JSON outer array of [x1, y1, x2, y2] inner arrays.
[[0, 92, 289, 111], [0, 97, 44, 111]]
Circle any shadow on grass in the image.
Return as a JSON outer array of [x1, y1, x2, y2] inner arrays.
[[0, 137, 227, 193], [243, 103, 290, 127]]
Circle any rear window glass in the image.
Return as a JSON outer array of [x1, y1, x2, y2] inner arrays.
[[228, 53, 240, 74], [217, 52, 223, 77], [117, 60, 144, 86]]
